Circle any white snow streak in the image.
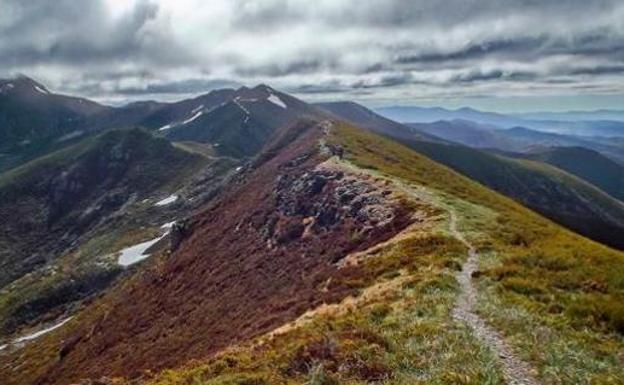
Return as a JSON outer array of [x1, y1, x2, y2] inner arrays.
[[267, 94, 287, 109], [155, 194, 178, 206], [34, 85, 49, 94], [182, 110, 204, 124]]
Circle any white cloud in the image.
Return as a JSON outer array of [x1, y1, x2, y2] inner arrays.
[[1, 0, 623, 107]]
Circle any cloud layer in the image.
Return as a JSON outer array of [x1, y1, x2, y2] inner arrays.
[[1, 0, 623, 107]]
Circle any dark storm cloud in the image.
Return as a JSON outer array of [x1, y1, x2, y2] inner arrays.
[[0, 0, 623, 101], [0, 0, 188, 68]]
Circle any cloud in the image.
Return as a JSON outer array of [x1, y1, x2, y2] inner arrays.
[[0, 0, 623, 106]]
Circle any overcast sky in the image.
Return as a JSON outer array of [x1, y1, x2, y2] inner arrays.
[[1, 0, 624, 111]]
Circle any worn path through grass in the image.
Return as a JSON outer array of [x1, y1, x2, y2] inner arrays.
[[335, 149, 540, 385]]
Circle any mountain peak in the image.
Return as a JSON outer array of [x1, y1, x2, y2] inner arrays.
[[252, 83, 274, 92], [0, 74, 51, 95]]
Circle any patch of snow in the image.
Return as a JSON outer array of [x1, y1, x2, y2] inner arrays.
[[117, 222, 175, 266], [158, 123, 173, 131], [14, 317, 73, 343], [267, 94, 287, 109], [182, 110, 204, 125], [0, 344, 6, 351], [233, 97, 251, 115], [155, 194, 178, 206], [161, 221, 176, 229], [0, 83, 14, 93], [235, 166, 243, 172], [191, 104, 204, 114], [34, 85, 50, 94], [117, 235, 165, 266], [57, 130, 84, 142]]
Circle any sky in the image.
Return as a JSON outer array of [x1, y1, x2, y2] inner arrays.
[[1, 0, 624, 112]]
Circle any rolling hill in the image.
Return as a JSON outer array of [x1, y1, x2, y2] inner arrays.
[[525, 146, 624, 202]]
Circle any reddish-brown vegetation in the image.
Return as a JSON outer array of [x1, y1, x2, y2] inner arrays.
[[27, 120, 414, 384]]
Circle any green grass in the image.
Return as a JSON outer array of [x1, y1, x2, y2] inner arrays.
[[148, 230, 505, 385], [333, 123, 624, 383]]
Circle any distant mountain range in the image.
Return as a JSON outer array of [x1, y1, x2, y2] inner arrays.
[[405, 119, 624, 165], [377, 105, 624, 137]]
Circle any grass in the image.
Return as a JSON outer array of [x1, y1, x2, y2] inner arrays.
[[147, 230, 505, 385], [331, 123, 624, 383]]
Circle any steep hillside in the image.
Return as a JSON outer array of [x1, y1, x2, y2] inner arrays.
[[525, 146, 624, 202], [401, 140, 624, 250], [0, 81, 327, 172], [316, 101, 441, 143], [2, 120, 623, 385], [0, 76, 110, 171], [2, 120, 418, 384], [0, 129, 216, 337]]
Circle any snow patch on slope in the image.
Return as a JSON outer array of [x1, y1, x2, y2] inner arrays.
[[182, 110, 204, 125], [267, 94, 287, 109], [117, 221, 176, 266], [117, 235, 165, 266], [34, 85, 50, 94], [0, 83, 14, 93], [155, 194, 178, 206]]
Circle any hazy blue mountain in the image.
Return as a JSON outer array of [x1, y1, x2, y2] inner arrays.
[[377, 105, 624, 138]]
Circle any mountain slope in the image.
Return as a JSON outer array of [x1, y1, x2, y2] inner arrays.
[[2, 120, 623, 385], [0, 76, 110, 171], [525, 146, 624, 202], [406, 119, 519, 149], [0, 81, 328, 172], [316, 101, 442, 143], [163, 85, 326, 157], [0, 128, 212, 335], [8, 119, 416, 384], [401, 140, 624, 250]]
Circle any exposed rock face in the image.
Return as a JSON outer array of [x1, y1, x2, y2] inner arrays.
[[169, 220, 191, 252], [266, 169, 398, 251]]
